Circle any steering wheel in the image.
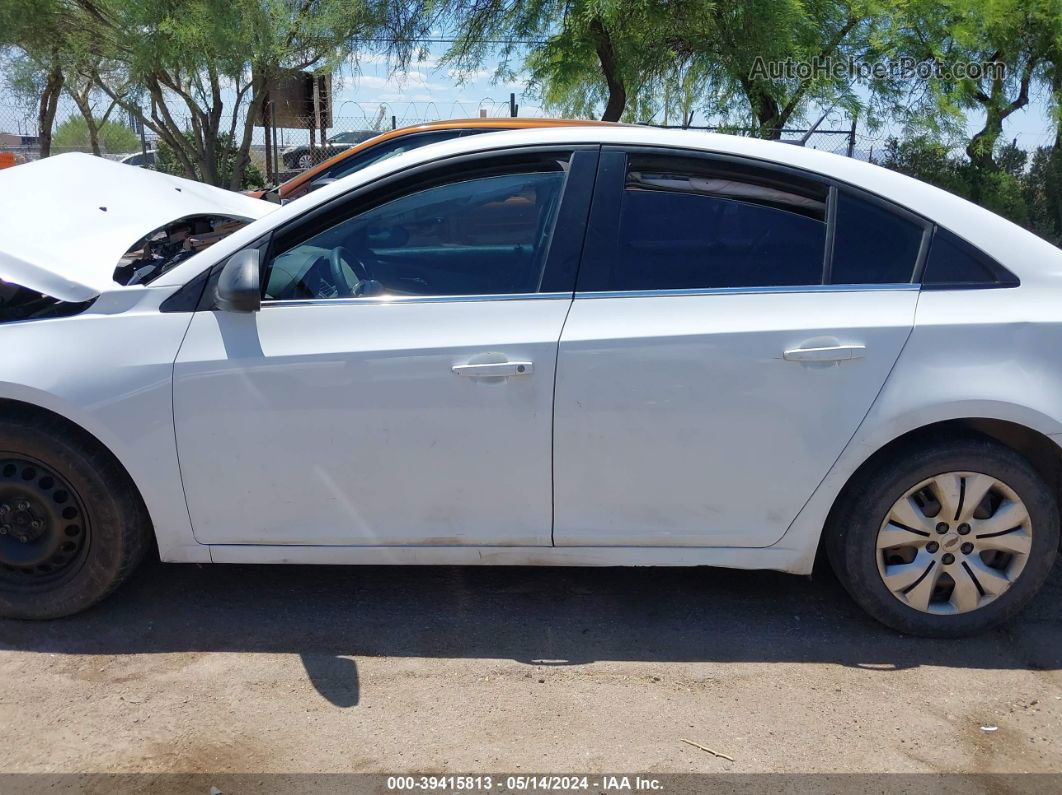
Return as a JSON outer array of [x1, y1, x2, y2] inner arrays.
[[328, 246, 371, 297]]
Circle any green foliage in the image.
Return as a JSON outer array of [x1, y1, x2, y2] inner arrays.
[[49, 0, 437, 187], [885, 0, 1061, 169], [1, 51, 48, 115], [1026, 145, 1062, 245], [879, 135, 971, 194], [52, 115, 140, 153], [157, 130, 265, 190], [444, 0, 662, 121], [445, 0, 898, 133], [880, 136, 1061, 245]]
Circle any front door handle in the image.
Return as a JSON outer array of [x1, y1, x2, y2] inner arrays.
[[783, 344, 866, 362], [452, 361, 534, 377]]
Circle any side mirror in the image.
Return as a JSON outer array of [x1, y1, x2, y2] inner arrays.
[[215, 249, 261, 313]]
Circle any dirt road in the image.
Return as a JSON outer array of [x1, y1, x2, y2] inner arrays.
[[0, 559, 1059, 776]]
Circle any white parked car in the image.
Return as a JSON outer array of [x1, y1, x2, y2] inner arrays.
[[118, 149, 157, 169], [0, 127, 1059, 635]]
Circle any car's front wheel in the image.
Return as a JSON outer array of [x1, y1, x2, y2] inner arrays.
[[0, 412, 150, 619], [826, 435, 1059, 636]]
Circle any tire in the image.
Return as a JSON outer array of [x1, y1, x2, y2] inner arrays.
[[825, 434, 1059, 637], [0, 413, 151, 619]]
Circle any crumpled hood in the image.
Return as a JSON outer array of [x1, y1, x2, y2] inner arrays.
[[0, 153, 275, 302]]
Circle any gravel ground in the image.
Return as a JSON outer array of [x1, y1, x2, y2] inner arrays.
[[0, 557, 1059, 777]]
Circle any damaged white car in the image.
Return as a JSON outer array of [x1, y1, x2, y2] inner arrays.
[[0, 128, 1060, 636]]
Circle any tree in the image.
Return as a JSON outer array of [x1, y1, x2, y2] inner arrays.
[[1026, 143, 1062, 245], [0, 0, 73, 157], [1, 0, 132, 158], [444, 0, 893, 135], [63, 59, 126, 156], [878, 135, 970, 196], [877, 134, 1062, 241], [80, 0, 438, 188], [52, 115, 139, 153], [663, 0, 874, 138], [890, 0, 1061, 175], [444, 0, 671, 122], [156, 130, 265, 189]]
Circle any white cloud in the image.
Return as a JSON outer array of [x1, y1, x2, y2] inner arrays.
[[351, 70, 452, 95], [327, 45, 544, 123], [446, 67, 495, 82]]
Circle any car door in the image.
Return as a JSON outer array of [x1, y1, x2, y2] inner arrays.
[[553, 148, 929, 548], [173, 147, 598, 546]]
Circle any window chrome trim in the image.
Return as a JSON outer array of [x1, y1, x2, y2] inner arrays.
[[574, 283, 920, 300], [263, 291, 572, 308]]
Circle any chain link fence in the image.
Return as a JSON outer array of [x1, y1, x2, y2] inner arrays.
[[649, 123, 881, 162], [0, 92, 885, 179], [0, 96, 526, 174]]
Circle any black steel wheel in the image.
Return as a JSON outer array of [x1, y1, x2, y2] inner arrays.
[[0, 456, 91, 588], [0, 409, 151, 619]]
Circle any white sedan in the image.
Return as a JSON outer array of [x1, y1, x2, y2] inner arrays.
[[0, 127, 1059, 636]]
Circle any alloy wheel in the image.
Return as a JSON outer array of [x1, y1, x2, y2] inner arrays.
[[875, 471, 1031, 615]]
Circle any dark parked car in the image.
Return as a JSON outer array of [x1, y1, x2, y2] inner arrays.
[[281, 130, 378, 170]]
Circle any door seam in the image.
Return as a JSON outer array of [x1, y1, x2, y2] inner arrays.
[[550, 296, 577, 547], [168, 309, 207, 551], [550, 147, 602, 547], [769, 288, 923, 548]]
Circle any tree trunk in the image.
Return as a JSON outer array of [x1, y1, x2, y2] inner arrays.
[[966, 112, 1005, 173], [145, 79, 200, 179], [37, 58, 64, 158], [589, 18, 626, 122], [737, 74, 783, 139], [230, 71, 268, 191], [91, 70, 199, 177], [70, 87, 101, 155], [87, 120, 100, 155], [966, 56, 1036, 177]]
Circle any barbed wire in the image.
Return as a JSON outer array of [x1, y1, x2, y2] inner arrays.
[[0, 92, 1035, 173]]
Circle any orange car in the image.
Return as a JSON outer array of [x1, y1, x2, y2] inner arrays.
[[252, 117, 614, 203]]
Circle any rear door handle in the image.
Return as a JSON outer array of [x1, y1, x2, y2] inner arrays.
[[783, 344, 866, 362], [452, 361, 534, 377]]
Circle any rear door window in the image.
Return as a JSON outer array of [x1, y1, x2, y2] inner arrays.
[[592, 155, 829, 291], [829, 191, 925, 284]]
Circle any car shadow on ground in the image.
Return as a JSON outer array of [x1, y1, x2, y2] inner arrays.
[[1, 559, 1059, 706]]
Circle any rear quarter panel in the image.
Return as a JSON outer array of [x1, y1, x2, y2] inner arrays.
[[775, 282, 1062, 571]]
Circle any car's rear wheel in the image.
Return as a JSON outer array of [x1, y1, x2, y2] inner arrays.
[[0, 413, 150, 619], [826, 435, 1059, 636]]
